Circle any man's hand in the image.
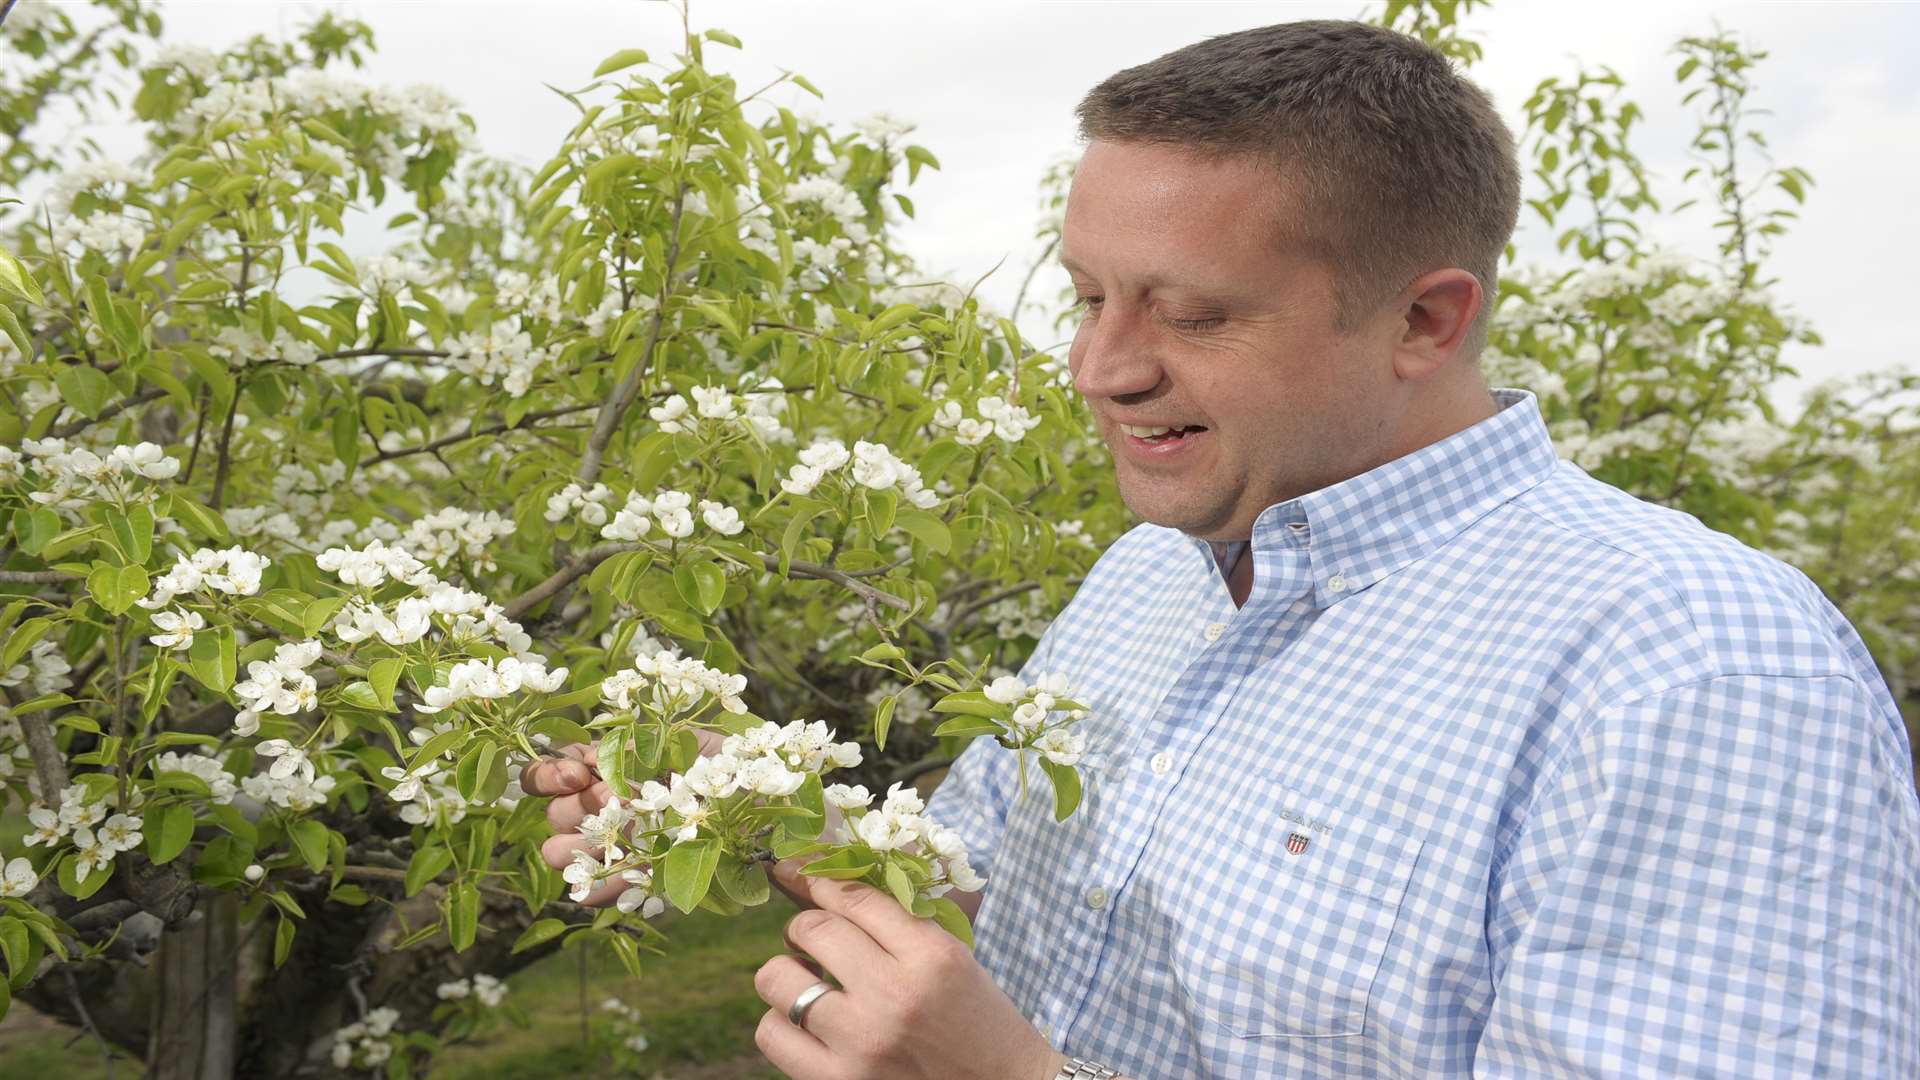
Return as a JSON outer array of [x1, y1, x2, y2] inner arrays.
[[753, 864, 1065, 1080]]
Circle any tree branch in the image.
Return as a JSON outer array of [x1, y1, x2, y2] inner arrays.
[[364, 402, 600, 466], [576, 185, 687, 487], [0, 569, 69, 583]]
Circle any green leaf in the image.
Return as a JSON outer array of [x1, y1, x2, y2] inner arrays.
[[448, 882, 480, 951], [12, 507, 59, 556], [87, 563, 149, 615], [892, 508, 951, 553], [883, 861, 916, 910], [164, 493, 230, 542], [703, 29, 742, 48], [0, 247, 45, 305], [473, 743, 509, 805], [57, 856, 112, 901], [1, 617, 53, 671], [925, 895, 974, 948], [931, 716, 1003, 739], [1040, 758, 1082, 822], [288, 819, 329, 872], [592, 47, 650, 77], [186, 624, 237, 692], [0, 305, 28, 360], [144, 803, 195, 864], [873, 693, 898, 751], [369, 657, 404, 710], [798, 848, 876, 880], [412, 727, 467, 767], [405, 843, 453, 896], [273, 913, 296, 968], [673, 560, 726, 616], [712, 858, 770, 906], [333, 680, 381, 712], [663, 838, 721, 914], [51, 364, 113, 419], [511, 918, 568, 954], [108, 504, 154, 564]]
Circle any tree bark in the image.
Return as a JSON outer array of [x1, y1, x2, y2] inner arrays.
[[147, 891, 240, 1080]]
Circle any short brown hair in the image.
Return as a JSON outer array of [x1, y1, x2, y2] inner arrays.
[[1074, 19, 1520, 358]]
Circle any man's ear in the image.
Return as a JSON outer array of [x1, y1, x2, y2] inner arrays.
[[1392, 268, 1482, 381]]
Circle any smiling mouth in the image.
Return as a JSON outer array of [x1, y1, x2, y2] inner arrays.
[[1118, 423, 1207, 445]]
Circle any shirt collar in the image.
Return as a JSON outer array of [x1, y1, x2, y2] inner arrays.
[[1187, 388, 1560, 609]]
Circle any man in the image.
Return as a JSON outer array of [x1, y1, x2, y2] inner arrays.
[[525, 19, 1920, 1079]]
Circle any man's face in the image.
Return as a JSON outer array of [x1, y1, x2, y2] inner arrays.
[[1063, 139, 1400, 542]]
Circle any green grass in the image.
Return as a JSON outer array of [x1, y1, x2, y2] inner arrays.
[[0, 900, 793, 1079], [430, 900, 790, 1078]]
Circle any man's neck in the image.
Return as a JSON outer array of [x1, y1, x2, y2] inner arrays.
[[1209, 540, 1254, 608]]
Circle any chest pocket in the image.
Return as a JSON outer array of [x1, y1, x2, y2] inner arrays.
[[1171, 785, 1422, 1039]]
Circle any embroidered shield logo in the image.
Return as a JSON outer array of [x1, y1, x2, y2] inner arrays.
[[1286, 832, 1310, 855]]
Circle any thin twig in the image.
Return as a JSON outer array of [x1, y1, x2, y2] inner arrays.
[[63, 966, 121, 1079]]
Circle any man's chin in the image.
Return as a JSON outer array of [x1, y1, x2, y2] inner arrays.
[[1117, 488, 1239, 539]]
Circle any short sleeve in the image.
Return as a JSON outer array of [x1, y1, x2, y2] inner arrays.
[[1477, 673, 1920, 1076]]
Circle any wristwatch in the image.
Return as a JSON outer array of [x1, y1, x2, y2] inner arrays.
[[1054, 1058, 1119, 1080]]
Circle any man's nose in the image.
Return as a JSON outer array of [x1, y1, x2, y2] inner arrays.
[[1070, 306, 1164, 403]]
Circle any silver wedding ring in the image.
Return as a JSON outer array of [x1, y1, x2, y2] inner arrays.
[[787, 979, 836, 1030]]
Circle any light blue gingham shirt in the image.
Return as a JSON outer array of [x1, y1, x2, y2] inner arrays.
[[927, 389, 1920, 1077]]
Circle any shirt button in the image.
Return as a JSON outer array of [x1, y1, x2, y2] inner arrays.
[[1035, 1020, 1053, 1044], [1327, 574, 1348, 593], [1203, 622, 1226, 641], [1149, 751, 1173, 775], [1084, 886, 1110, 910]]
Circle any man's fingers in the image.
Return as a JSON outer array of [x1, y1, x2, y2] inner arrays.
[[754, 1005, 838, 1078], [695, 729, 726, 756], [802, 878, 931, 960], [770, 857, 821, 910], [782, 907, 891, 990], [542, 779, 613, 834], [519, 742, 599, 796], [753, 954, 845, 1043], [537, 834, 628, 906], [520, 756, 595, 797]]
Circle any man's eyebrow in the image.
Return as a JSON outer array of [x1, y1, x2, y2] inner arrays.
[[1059, 253, 1084, 273]]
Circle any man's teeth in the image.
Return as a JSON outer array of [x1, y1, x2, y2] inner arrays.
[[1121, 424, 1184, 438]]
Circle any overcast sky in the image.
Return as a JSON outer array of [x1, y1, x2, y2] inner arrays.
[[75, 1, 1920, 406]]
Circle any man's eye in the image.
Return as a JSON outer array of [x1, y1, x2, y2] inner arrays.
[[1169, 316, 1224, 331], [1072, 295, 1102, 313]]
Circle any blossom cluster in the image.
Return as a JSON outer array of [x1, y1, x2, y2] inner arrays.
[[395, 506, 516, 570], [598, 488, 743, 541], [562, 717, 865, 905], [231, 640, 325, 736], [2, 438, 180, 510], [983, 672, 1090, 767], [436, 972, 507, 1006], [379, 721, 526, 826], [138, 546, 272, 609], [153, 750, 240, 804], [931, 396, 1044, 445], [598, 649, 749, 719], [209, 324, 322, 367], [329, 1006, 403, 1071], [22, 784, 140, 878], [414, 655, 568, 714], [828, 781, 983, 897], [0, 639, 72, 699], [545, 482, 613, 526], [647, 378, 791, 443], [776, 438, 940, 510], [445, 323, 554, 397]]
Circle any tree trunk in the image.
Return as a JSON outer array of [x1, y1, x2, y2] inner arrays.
[[146, 891, 239, 1080]]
